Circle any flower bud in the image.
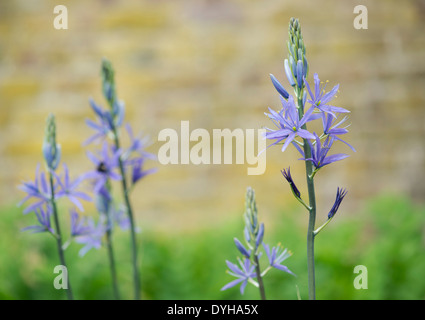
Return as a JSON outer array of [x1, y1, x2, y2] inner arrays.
[[328, 187, 347, 219], [270, 74, 289, 99], [43, 114, 61, 171], [284, 59, 296, 87], [101, 58, 116, 106], [281, 167, 301, 199]]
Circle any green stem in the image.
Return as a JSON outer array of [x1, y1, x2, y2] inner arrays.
[[313, 217, 332, 236], [105, 227, 121, 300], [112, 129, 141, 300], [254, 255, 266, 300], [297, 93, 317, 300], [48, 170, 74, 300]]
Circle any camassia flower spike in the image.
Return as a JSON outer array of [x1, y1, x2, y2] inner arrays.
[[264, 17, 354, 299]]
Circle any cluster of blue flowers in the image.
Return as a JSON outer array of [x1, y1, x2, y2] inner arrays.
[[18, 59, 156, 299], [20, 74, 155, 257]]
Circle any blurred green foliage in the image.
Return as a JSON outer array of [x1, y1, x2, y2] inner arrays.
[[1, 194, 424, 300]]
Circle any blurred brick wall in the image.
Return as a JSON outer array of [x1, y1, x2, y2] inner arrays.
[[0, 0, 424, 231]]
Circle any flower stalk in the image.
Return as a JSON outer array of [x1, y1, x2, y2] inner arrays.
[[48, 169, 74, 300], [253, 254, 266, 300], [295, 87, 317, 299], [289, 17, 318, 299], [101, 58, 141, 300], [45, 115, 74, 300], [105, 223, 120, 300]]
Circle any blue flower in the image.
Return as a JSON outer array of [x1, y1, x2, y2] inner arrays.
[[265, 95, 316, 152], [82, 142, 121, 194], [130, 157, 157, 185], [83, 99, 114, 146], [53, 163, 91, 212], [305, 73, 350, 118], [112, 205, 130, 231], [83, 98, 125, 146], [124, 123, 156, 160], [18, 164, 53, 214], [21, 205, 55, 234], [221, 258, 257, 295], [95, 185, 130, 231], [328, 187, 347, 219], [263, 243, 295, 276], [302, 133, 349, 170], [70, 209, 91, 237], [322, 113, 356, 152], [74, 217, 107, 257]]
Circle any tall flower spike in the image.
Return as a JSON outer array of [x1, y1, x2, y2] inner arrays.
[[43, 114, 61, 171]]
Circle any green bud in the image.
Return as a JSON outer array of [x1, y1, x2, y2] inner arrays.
[[101, 58, 116, 107], [43, 114, 61, 171]]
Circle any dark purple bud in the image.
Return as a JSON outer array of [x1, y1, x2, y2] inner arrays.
[[328, 187, 347, 219], [281, 167, 301, 199]]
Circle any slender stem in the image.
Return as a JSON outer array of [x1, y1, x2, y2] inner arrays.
[[297, 93, 317, 300], [48, 171, 74, 300], [314, 216, 334, 236], [112, 129, 141, 300], [105, 227, 121, 300], [254, 255, 266, 300]]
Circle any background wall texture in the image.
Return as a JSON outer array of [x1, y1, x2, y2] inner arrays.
[[1, 0, 424, 232]]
